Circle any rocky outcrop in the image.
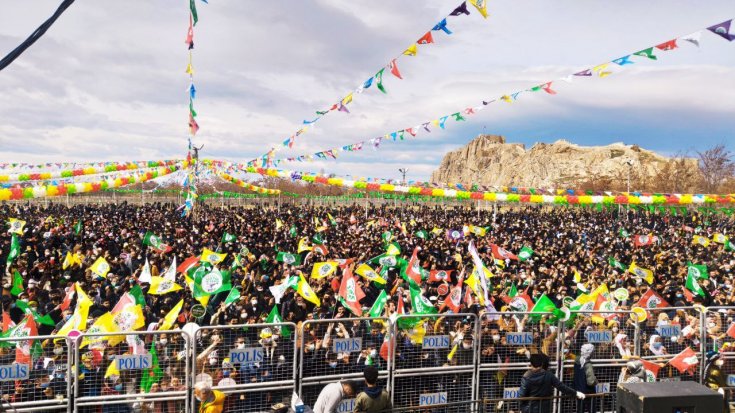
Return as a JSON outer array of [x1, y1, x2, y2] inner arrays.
[[430, 134, 697, 188]]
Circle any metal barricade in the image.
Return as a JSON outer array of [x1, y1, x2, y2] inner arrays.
[[192, 322, 298, 412], [391, 313, 478, 412], [704, 306, 735, 408], [559, 310, 640, 413], [73, 330, 191, 413], [299, 317, 390, 411], [0, 334, 72, 413], [477, 311, 556, 413]]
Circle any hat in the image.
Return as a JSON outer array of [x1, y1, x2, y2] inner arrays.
[[706, 350, 720, 363]]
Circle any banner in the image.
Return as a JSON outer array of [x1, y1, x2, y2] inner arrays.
[[247, 1, 489, 167], [0, 160, 179, 183], [271, 20, 732, 165], [0, 159, 180, 172]]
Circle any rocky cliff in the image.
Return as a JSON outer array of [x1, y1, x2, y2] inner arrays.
[[430, 134, 698, 189]]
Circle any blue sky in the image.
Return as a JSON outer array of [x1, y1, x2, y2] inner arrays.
[[0, 1, 733, 182]]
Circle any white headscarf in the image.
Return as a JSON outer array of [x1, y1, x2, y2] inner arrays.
[[649, 335, 665, 356], [580, 343, 595, 366], [614, 333, 631, 358]]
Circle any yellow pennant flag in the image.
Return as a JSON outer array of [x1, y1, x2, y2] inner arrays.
[[403, 43, 418, 56], [298, 238, 311, 253], [693, 235, 711, 247], [469, 0, 488, 18], [573, 270, 582, 283], [407, 324, 426, 345], [160, 299, 184, 331], [465, 271, 485, 306], [355, 263, 387, 284], [105, 358, 120, 378], [275, 219, 283, 230], [200, 248, 226, 265], [80, 312, 119, 349], [89, 257, 111, 278], [589, 284, 610, 300], [148, 276, 183, 295], [712, 233, 728, 244], [185, 275, 210, 306], [628, 262, 654, 285], [296, 275, 320, 307], [469, 225, 487, 237], [311, 262, 338, 279], [386, 243, 401, 256], [7, 218, 26, 235], [62, 252, 80, 270], [57, 283, 93, 337], [341, 94, 353, 106], [501, 95, 512, 103]]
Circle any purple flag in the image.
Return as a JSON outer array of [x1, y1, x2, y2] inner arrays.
[[708, 20, 735, 41], [450, 2, 470, 16], [574, 69, 592, 76]]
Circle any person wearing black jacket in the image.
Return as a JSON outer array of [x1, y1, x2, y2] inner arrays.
[[518, 353, 585, 413]]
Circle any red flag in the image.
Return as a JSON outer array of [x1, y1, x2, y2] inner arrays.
[[682, 288, 694, 304], [405, 247, 423, 285], [682, 225, 694, 233], [312, 244, 328, 256], [443, 277, 464, 313], [60, 282, 77, 311], [417, 31, 434, 44], [428, 270, 454, 283], [185, 14, 194, 46], [188, 113, 199, 135], [541, 82, 557, 95], [655, 39, 678, 51], [335, 258, 354, 269], [635, 288, 670, 309], [633, 234, 656, 247], [502, 293, 534, 313], [641, 359, 661, 380], [669, 347, 699, 374], [490, 244, 518, 261], [388, 59, 403, 79], [14, 315, 38, 365], [726, 322, 735, 339], [379, 335, 394, 361], [2, 312, 15, 332], [339, 267, 365, 316], [177, 255, 199, 274]]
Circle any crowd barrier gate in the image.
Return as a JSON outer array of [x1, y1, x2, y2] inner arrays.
[[0, 306, 732, 413]]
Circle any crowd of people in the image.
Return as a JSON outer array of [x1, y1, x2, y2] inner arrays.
[[1, 199, 734, 412]]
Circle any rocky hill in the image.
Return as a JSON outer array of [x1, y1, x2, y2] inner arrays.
[[430, 135, 699, 189]]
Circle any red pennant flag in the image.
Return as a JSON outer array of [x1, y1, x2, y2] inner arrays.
[[188, 113, 199, 135], [14, 315, 38, 365], [443, 276, 464, 313], [633, 234, 656, 247], [726, 322, 735, 339], [312, 244, 328, 256], [177, 255, 199, 274], [428, 270, 454, 283], [541, 82, 557, 95], [2, 312, 15, 332], [405, 247, 423, 285], [339, 267, 365, 315], [60, 282, 77, 311], [641, 359, 661, 380], [379, 335, 394, 361], [417, 31, 434, 44], [635, 288, 670, 309], [490, 244, 518, 261], [502, 293, 534, 313], [682, 287, 694, 303], [349, 214, 357, 225], [406, 127, 417, 137], [668, 347, 699, 374], [185, 14, 194, 46], [388, 59, 403, 79], [655, 39, 678, 51]]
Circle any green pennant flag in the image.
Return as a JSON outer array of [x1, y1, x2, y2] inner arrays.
[[276, 252, 302, 266], [10, 271, 23, 296], [508, 283, 518, 298], [224, 287, 241, 307], [289, 225, 298, 237], [129, 285, 147, 307], [140, 341, 163, 393], [74, 220, 83, 235], [142, 231, 170, 253], [221, 232, 237, 244], [415, 230, 428, 240], [14, 301, 55, 327], [530, 294, 562, 321], [685, 272, 705, 297], [375, 68, 387, 94], [409, 283, 437, 315], [619, 228, 629, 238], [687, 262, 709, 280], [230, 254, 242, 271], [608, 256, 628, 271], [368, 254, 397, 268], [189, 0, 198, 26], [518, 246, 534, 262], [381, 231, 393, 243], [266, 306, 291, 339], [312, 233, 324, 245], [368, 290, 388, 318], [6, 234, 19, 266], [726, 240, 735, 252], [194, 267, 232, 296]]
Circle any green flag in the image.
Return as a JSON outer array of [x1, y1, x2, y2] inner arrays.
[[312, 233, 324, 245], [619, 228, 629, 238], [129, 285, 147, 307], [415, 230, 428, 240], [687, 262, 709, 280], [266, 305, 291, 339], [386, 242, 401, 256], [224, 287, 241, 307], [140, 341, 163, 392], [508, 283, 518, 298], [608, 256, 628, 271], [518, 246, 534, 262], [530, 294, 562, 321], [375, 68, 387, 93], [230, 254, 242, 271], [221, 232, 237, 244], [685, 272, 706, 297], [10, 271, 23, 296], [189, 0, 198, 26], [194, 267, 232, 296], [381, 231, 393, 243], [276, 252, 302, 266], [14, 301, 54, 327], [289, 225, 298, 237], [368, 254, 397, 268], [6, 234, 19, 266], [368, 290, 388, 318], [142, 231, 170, 253], [74, 220, 83, 235], [726, 240, 735, 252], [409, 283, 437, 315]]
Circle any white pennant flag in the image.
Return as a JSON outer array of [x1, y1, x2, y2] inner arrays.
[[163, 257, 177, 282], [138, 259, 152, 284], [680, 31, 702, 47]]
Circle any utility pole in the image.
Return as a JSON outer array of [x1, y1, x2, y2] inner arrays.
[[398, 168, 408, 186]]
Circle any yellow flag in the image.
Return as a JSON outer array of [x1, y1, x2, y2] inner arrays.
[[298, 238, 311, 253], [628, 262, 654, 285], [693, 235, 711, 247], [473, 265, 494, 280], [275, 219, 283, 230], [713, 233, 729, 244], [465, 271, 485, 306], [311, 262, 338, 279], [160, 299, 184, 331], [57, 283, 93, 336], [573, 270, 582, 283], [469, 225, 487, 237], [148, 276, 183, 295], [403, 43, 418, 56], [105, 359, 120, 378], [111, 304, 145, 341], [296, 275, 320, 306], [341, 94, 353, 106], [431, 227, 443, 236], [80, 312, 119, 349], [469, 0, 488, 18], [501, 95, 512, 103], [89, 257, 111, 278], [200, 248, 226, 265], [355, 263, 387, 284], [589, 284, 610, 300], [447, 343, 459, 361], [185, 275, 210, 306], [7, 218, 25, 235], [407, 324, 426, 344], [386, 243, 401, 256], [62, 251, 83, 270]]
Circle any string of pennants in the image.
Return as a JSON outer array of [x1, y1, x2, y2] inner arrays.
[[0, 164, 184, 201], [273, 19, 735, 165], [220, 164, 735, 205], [0, 159, 179, 172], [246, 0, 489, 168], [2, 165, 186, 191], [185, 0, 207, 139], [0, 160, 180, 183], [209, 166, 281, 195]]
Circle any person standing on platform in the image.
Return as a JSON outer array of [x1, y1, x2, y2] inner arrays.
[[574, 344, 598, 413], [518, 353, 585, 413]]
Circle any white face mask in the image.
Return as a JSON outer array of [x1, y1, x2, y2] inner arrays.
[[370, 349, 377, 357], [307, 344, 315, 351], [707, 322, 716, 329], [209, 359, 217, 366], [715, 359, 725, 367], [492, 335, 500, 342], [462, 342, 472, 350], [236, 343, 245, 349], [159, 339, 168, 345]]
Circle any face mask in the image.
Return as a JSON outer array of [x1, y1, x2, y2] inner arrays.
[[209, 359, 217, 366], [652, 342, 662, 350], [329, 362, 338, 368], [159, 339, 168, 345], [240, 313, 247, 319], [462, 342, 472, 350], [707, 322, 716, 329], [114, 384, 123, 391], [716, 359, 724, 367], [492, 335, 500, 342], [251, 300, 258, 306], [40, 382, 50, 389], [53, 348, 64, 355], [370, 349, 377, 357], [306, 344, 315, 351], [237, 343, 245, 349], [676, 294, 683, 298], [222, 370, 230, 377], [612, 327, 619, 333]]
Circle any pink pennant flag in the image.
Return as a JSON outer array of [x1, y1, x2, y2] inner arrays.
[[388, 59, 403, 79], [541, 82, 557, 95]]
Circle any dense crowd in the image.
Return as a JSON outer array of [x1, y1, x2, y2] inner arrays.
[[1, 200, 734, 412]]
